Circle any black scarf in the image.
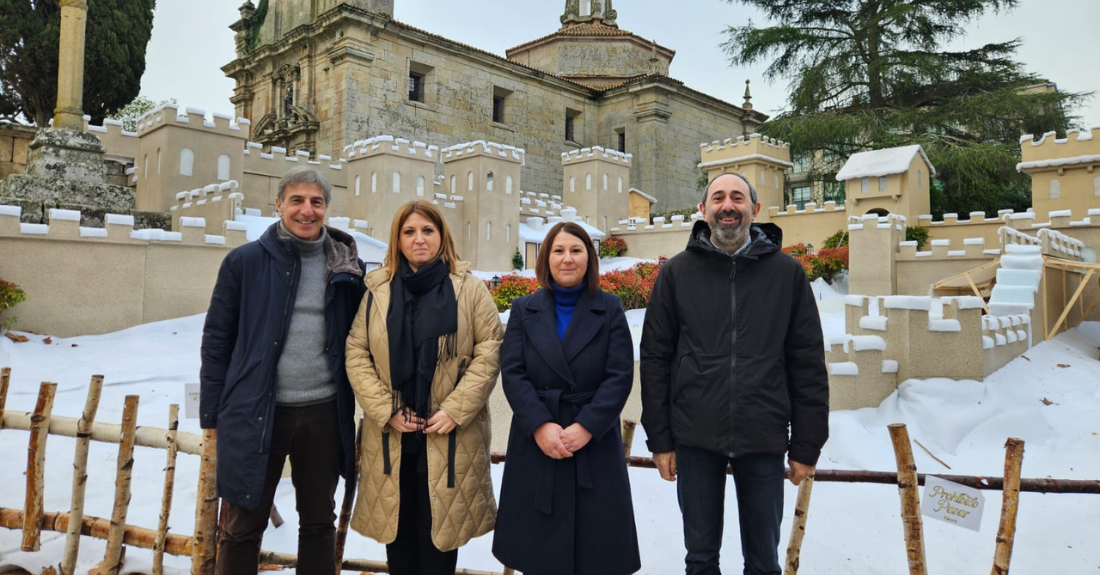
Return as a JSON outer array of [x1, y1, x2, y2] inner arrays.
[[387, 257, 458, 428]]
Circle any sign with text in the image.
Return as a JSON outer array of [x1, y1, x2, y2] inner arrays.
[[184, 383, 200, 419], [921, 475, 984, 532]]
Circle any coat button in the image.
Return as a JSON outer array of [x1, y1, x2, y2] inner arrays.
[[273, 341, 278, 346]]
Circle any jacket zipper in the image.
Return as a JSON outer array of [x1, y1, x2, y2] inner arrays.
[[728, 257, 738, 458]]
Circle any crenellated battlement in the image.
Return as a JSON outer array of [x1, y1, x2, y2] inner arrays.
[[560, 146, 632, 166], [441, 140, 525, 164], [611, 212, 701, 234], [169, 181, 244, 235], [766, 201, 846, 218], [0, 205, 245, 248], [134, 104, 249, 140], [519, 190, 564, 219], [698, 132, 793, 170], [1018, 127, 1100, 169], [827, 293, 1032, 409], [344, 136, 439, 162]]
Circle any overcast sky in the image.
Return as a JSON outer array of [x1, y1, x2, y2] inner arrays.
[[141, 0, 1100, 131]]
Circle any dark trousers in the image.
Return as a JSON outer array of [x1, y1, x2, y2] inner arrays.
[[216, 400, 341, 575], [675, 445, 785, 575], [386, 437, 458, 575]]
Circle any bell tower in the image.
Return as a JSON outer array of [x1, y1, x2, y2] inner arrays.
[[561, 0, 618, 28]]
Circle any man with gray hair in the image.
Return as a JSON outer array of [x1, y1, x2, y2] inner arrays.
[[641, 172, 829, 575], [201, 165, 366, 575]]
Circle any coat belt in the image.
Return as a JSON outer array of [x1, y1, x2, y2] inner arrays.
[[533, 388, 596, 515]]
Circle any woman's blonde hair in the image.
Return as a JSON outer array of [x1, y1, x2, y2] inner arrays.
[[384, 200, 460, 276]]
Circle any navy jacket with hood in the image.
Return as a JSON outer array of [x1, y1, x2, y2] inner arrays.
[[199, 223, 366, 508]]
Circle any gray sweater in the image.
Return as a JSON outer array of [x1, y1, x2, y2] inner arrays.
[[275, 223, 336, 405]]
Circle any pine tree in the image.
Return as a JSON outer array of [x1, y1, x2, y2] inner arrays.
[[721, 0, 1085, 216], [512, 248, 525, 270], [0, 0, 156, 127]]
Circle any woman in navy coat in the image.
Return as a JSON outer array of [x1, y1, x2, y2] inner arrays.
[[492, 222, 640, 575]]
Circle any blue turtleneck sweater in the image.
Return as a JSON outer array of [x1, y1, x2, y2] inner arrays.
[[553, 281, 586, 340]]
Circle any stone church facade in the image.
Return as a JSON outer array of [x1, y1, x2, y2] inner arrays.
[[222, 0, 766, 210]]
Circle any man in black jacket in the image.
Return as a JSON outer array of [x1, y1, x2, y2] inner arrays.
[[200, 166, 366, 575], [640, 173, 829, 575]]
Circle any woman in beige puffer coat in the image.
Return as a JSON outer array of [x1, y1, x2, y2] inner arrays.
[[345, 201, 502, 574]]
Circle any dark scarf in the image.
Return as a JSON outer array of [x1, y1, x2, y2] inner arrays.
[[387, 257, 458, 428]]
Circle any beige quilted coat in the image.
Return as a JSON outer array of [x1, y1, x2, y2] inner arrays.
[[345, 261, 502, 551]]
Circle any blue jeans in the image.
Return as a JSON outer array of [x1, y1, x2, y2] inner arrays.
[[675, 445, 785, 575]]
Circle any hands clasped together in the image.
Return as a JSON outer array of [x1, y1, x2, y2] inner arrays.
[[387, 407, 457, 434], [533, 422, 592, 459]]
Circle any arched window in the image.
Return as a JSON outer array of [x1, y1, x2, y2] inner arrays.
[[861, 177, 869, 194], [917, 170, 922, 187], [603, 173, 608, 190], [179, 148, 194, 176], [506, 175, 513, 194], [217, 155, 231, 181], [759, 170, 765, 185], [371, 171, 377, 193], [486, 221, 492, 241], [506, 224, 511, 242], [468, 171, 474, 191], [355, 175, 361, 197], [487, 172, 494, 191], [392, 171, 401, 194], [416, 175, 425, 196], [774, 174, 779, 188], [1094, 176, 1100, 196], [585, 173, 592, 190], [450, 175, 456, 194], [618, 177, 623, 193], [143, 154, 148, 179], [570, 176, 576, 193], [156, 149, 161, 174], [1049, 179, 1060, 199], [467, 222, 472, 241]]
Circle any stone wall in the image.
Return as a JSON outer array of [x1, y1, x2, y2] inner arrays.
[[0, 123, 34, 179], [0, 206, 244, 337]]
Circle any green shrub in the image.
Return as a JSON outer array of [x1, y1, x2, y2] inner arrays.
[[489, 275, 540, 312], [822, 229, 849, 249], [0, 279, 27, 330], [512, 248, 524, 270], [905, 226, 930, 250], [599, 236, 628, 258]]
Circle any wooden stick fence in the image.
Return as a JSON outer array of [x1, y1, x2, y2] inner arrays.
[[0, 371, 1095, 575]]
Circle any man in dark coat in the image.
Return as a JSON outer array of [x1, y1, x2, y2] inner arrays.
[[200, 166, 365, 575], [640, 172, 829, 575]]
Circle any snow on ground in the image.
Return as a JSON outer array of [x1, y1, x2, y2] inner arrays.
[[1, 297, 1098, 574]]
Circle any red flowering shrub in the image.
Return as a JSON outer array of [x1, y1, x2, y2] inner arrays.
[[782, 244, 848, 283], [600, 262, 661, 310], [490, 274, 540, 312], [599, 236, 628, 258]]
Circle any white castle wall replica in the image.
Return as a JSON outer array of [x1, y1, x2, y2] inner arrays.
[[2, 105, 1099, 412]]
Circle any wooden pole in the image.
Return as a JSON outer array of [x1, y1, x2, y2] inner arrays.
[[1, 410, 204, 454], [1047, 270, 1095, 340], [990, 438, 1025, 575], [22, 382, 57, 551], [334, 418, 363, 572], [621, 419, 637, 459], [100, 395, 140, 575], [60, 374, 105, 575], [0, 508, 192, 556], [153, 404, 180, 575], [0, 367, 10, 432], [191, 429, 219, 575], [1041, 270, 1049, 340], [888, 424, 927, 575], [783, 477, 814, 575]]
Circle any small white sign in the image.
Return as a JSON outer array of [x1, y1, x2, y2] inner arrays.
[[921, 475, 984, 532], [184, 383, 201, 419]]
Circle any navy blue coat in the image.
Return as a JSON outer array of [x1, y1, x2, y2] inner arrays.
[[492, 288, 640, 575], [199, 224, 366, 508]]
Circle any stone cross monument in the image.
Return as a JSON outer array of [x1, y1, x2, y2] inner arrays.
[[0, 0, 154, 227]]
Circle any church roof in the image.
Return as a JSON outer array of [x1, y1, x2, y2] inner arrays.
[[506, 23, 674, 56]]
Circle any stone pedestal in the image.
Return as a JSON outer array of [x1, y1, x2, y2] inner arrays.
[[0, 127, 166, 229]]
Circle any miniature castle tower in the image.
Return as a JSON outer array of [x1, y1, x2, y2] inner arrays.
[[698, 134, 791, 216], [835, 144, 933, 220], [132, 104, 248, 212], [343, 136, 438, 240], [1017, 128, 1100, 222], [561, 146, 631, 234], [848, 213, 905, 296], [441, 141, 524, 272]]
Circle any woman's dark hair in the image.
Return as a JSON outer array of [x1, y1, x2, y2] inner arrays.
[[534, 222, 600, 295]]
